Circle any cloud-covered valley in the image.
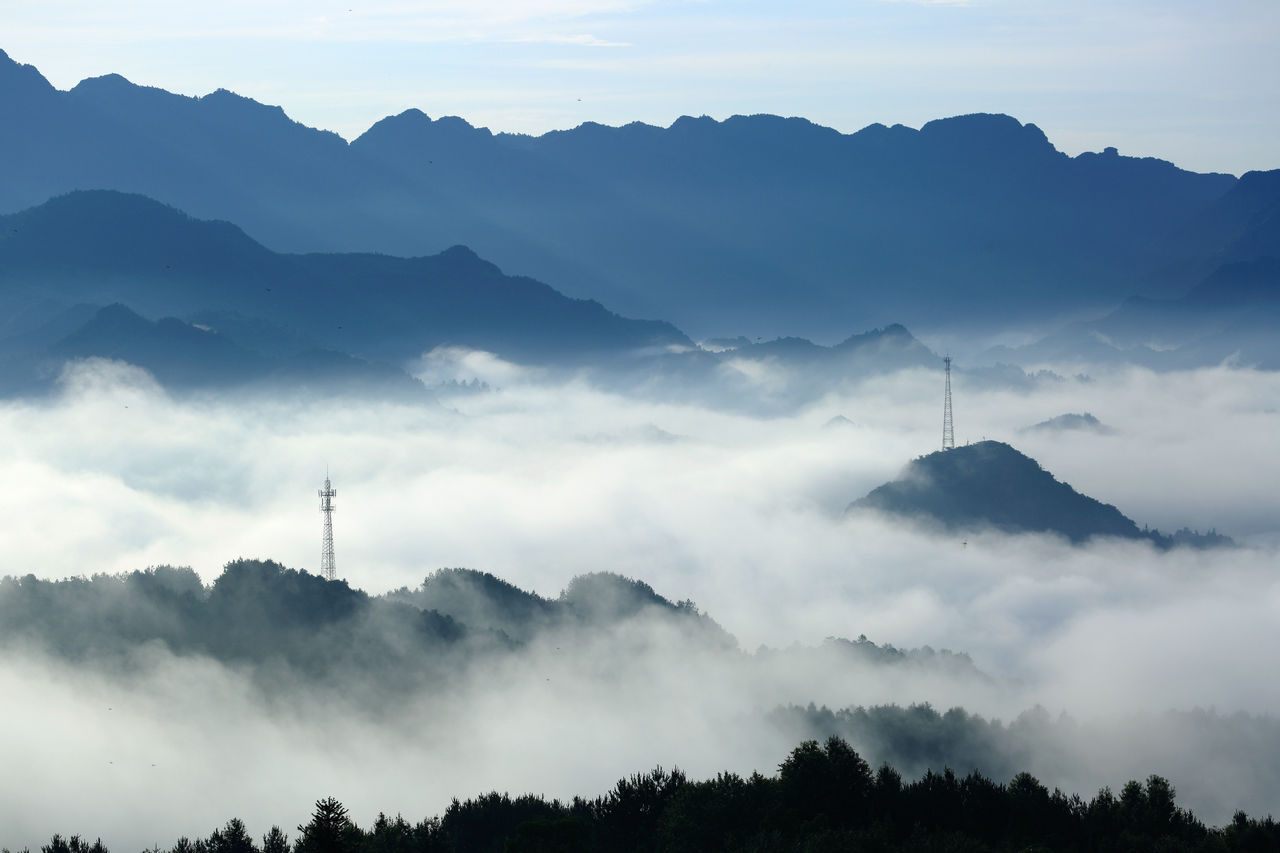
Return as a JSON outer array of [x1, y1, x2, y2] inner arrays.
[[2, 355, 1279, 848]]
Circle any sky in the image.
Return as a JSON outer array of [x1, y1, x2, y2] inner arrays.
[[2, 0, 1279, 175]]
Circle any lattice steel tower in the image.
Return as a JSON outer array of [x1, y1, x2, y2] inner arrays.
[[319, 472, 337, 581], [942, 356, 955, 451]]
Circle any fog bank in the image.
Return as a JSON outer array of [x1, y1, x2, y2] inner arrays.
[[2, 357, 1278, 848]]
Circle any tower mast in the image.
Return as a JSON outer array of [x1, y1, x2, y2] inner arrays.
[[942, 356, 955, 451], [319, 472, 337, 581]]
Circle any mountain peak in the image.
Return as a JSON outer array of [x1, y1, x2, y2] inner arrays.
[[0, 47, 58, 98], [200, 87, 285, 113], [352, 110, 491, 152], [668, 114, 719, 134], [352, 108, 433, 147], [69, 72, 152, 97], [917, 113, 1058, 159], [848, 440, 1142, 543], [7, 189, 242, 238]]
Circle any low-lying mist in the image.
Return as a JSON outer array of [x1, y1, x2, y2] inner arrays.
[[2, 353, 1279, 848]]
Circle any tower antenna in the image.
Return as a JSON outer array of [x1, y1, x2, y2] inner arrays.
[[319, 472, 337, 581], [942, 355, 955, 451]]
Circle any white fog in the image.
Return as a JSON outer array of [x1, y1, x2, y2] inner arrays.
[[1, 353, 1278, 848]]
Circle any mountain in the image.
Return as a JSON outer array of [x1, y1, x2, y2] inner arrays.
[[1148, 169, 1280, 287], [48, 304, 432, 397], [0, 192, 974, 404], [848, 441, 1229, 547], [385, 567, 731, 647], [0, 191, 977, 402], [585, 323, 947, 414], [0, 560, 956, 697], [714, 323, 937, 369], [52, 303, 266, 385], [1020, 412, 1114, 435], [985, 256, 1280, 369], [0, 190, 692, 372], [0, 49, 1260, 340]]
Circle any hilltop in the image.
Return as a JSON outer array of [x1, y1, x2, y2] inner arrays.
[[848, 441, 1230, 547]]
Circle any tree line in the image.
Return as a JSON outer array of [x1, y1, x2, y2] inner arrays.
[[17, 736, 1279, 853]]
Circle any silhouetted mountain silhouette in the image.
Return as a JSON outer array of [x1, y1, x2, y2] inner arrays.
[[53, 303, 265, 385], [0, 190, 691, 370], [577, 322, 945, 414], [1, 49, 1259, 339], [0, 302, 429, 398], [1021, 413, 1113, 435], [988, 257, 1280, 369], [848, 441, 1229, 547], [1151, 169, 1280, 287], [730, 324, 934, 366]]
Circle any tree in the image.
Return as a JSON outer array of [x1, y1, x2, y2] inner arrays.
[[295, 798, 358, 853], [777, 737, 873, 829], [41, 837, 107, 853], [206, 819, 257, 853], [594, 767, 687, 853], [260, 827, 289, 853], [503, 817, 590, 853]]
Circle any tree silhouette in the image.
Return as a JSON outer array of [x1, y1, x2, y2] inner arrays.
[[295, 798, 357, 853], [25, 736, 1280, 853], [260, 827, 289, 853], [41, 836, 108, 853], [206, 819, 257, 853]]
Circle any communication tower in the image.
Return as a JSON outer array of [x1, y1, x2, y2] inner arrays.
[[319, 473, 337, 581], [942, 356, 955, 451]]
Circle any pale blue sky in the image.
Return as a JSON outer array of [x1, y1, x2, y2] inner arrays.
[[3, 0, 1277, 175]]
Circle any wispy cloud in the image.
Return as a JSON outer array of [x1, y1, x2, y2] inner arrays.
[[502, 33, 632, 46]]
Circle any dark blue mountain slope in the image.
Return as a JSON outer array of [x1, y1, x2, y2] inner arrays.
[[0, 190, 692, 366], [0, 48, 1255, 340], [7, 303, 429, 398], [985, 257, 1280, 369]]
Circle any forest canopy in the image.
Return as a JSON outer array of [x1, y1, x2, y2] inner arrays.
[[17, 736, 1280, 853]]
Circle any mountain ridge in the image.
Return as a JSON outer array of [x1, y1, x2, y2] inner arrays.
[[1, 48, 1263, 341], [0, 190, 971, 406], [0, 190, 692, 369]]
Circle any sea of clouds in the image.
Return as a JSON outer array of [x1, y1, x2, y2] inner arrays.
[[1, 354, 1278, 848]]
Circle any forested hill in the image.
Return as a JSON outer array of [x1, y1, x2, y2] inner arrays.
[[0, 561, 725, 691], [848, 441, 1231, 547], [33, 736, 1280, 853], [0, 561, 979, 695], [1, 48, 1265, 339], [10, 562, 1280, 831]]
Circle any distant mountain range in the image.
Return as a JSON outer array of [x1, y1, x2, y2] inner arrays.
[[0, 190, 965, 400], [848, 441, 1230, 548], [3, 48, 1276, 342], [0, 190, 698, 394], [986, 255, 1280, 369]]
